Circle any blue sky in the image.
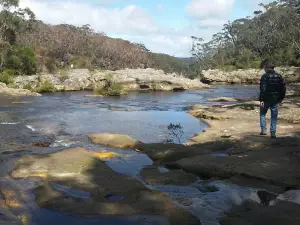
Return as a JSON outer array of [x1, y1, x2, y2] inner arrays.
[[19, 0, 272, 57]]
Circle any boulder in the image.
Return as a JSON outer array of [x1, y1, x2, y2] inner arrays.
[[10, 148, 200, 225], [88, 133, 141, 148]]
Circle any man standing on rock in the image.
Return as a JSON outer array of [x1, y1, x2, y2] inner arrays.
[[259, 59, 286, 138]]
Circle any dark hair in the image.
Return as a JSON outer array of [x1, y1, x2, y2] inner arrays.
[[260, 59, 275, 70]]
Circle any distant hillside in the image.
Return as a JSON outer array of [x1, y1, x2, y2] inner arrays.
[[15, 20, 193, 75], [0, 0, 197, 82]]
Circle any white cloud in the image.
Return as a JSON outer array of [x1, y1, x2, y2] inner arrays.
[[14, 0, 273, 57], [186, 0, 235, 20], [19, 0, 158, 35], [19, 0, 194, 56]]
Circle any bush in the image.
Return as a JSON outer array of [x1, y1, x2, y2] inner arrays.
[[5, 47, 36, 75], [0, 69, 15, 85], [37, 80, 56, 92], [94, 83, 127, 96]]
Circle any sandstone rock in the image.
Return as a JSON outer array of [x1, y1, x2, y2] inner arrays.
[[174, 147, 300, 189], [221, 201, 300, 225], [208, 97, 238, 102], [191, 109, 232, 120], [88, 133, 141, 148], [13, 68, 208, 92], [136, 143, 199, 162], [10, 148, 200, 225], [0, 82, 41, 96], [201, 67, 300, 84], [140, 165, 198, 186]]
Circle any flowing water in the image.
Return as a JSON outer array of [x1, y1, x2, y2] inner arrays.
[[0, 85, 263, 225]]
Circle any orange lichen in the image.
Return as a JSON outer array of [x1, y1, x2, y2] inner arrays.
[[5, 199, 22, 208], [95, 152, 119, 159]]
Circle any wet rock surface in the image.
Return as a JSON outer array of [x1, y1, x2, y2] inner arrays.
[[0, 122, 55, 153], [140, 165, 198, 186], [88, 133, 141, 148], [174, 146, 300, 189], [221, 200, 300, 225], [10, 148, 201, 225]]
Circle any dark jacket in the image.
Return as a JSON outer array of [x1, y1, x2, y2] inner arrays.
[[259, 71, 286, 104]]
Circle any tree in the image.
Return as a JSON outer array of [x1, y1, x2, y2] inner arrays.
[[191, 0, 300, 69], [0, 0, 35, 73]]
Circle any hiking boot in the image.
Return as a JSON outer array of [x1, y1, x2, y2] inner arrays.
[[271, 133, 276, 139], [260, 132, 267, 136]]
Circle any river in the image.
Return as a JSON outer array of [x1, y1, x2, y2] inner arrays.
[[0, 85, 260, 225]]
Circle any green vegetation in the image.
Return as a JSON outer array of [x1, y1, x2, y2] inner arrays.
[[0, 69, 15, 85], [2, 0, 299, 81], [37, 80, 56, 93], [191, 0, 300, 71], [0, 0, 196, 78], [94, 83, 127, 96], [0, 0, 35, 75]]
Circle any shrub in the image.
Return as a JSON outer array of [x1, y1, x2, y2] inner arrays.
[[93, 83, 127, 96], [0, 69, 15, 85], [108, 83, 127, 96], [164, 123, 184, 144], [37, 80, 56, 92], [5, 47, 36, 75]]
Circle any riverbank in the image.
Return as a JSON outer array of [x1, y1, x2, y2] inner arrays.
[[12, 68, 208, 95], [201, 67, 300, 84]]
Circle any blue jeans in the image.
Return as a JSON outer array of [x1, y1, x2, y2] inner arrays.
[[260, 102, 278, 134]]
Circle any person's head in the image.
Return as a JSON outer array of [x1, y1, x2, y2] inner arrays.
[[260, 59, 275, 73]]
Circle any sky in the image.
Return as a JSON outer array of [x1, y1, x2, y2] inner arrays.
[[18, 0, 273, 57]]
